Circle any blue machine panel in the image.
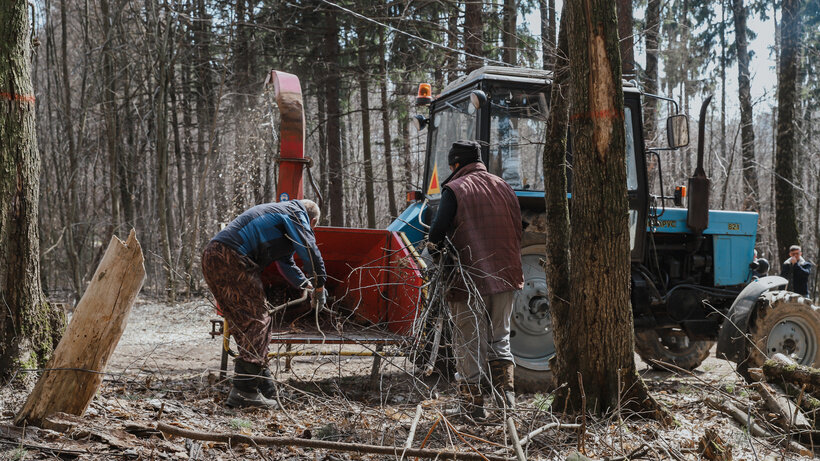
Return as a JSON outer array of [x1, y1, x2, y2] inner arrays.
[[387, 202, 428, 245], [650, 208, 758, 287]]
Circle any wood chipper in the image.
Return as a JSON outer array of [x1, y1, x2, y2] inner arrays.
[[210, 71, 427, 379]]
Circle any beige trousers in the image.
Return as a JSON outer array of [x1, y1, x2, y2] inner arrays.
[[449, 290, 515, 383]]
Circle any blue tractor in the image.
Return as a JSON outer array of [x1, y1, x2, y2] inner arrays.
[[389, 66, 820, 389]]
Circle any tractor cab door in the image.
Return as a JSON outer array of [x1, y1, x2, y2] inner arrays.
[[625, 93, 649, 262]]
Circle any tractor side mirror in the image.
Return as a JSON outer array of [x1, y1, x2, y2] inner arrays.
[[666, 114, 690, 149]]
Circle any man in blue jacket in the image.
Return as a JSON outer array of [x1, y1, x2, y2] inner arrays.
[[202, 200, 327, 408]]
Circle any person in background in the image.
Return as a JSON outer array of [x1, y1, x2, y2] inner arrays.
[[202, 200, 326, 408], [781, 245, 812, 298], [428, 140, 524, 419]]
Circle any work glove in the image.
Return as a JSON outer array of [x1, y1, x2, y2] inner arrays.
[[311, 287, 327, 310]]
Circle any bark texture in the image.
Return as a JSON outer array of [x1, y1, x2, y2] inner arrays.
[[732, 0, 760, 211], [616, 0, 634, 75], [464, 0, 483, 72], [325, 11, 344, 226], [643, 0, 660, 141], [559, 0, 667, 420], [543, 12, 574, 381], [358, 33, 376, 228], [502, 0, 517, 65], [0, 0, 65, 380], [774, 0, 803, 262]]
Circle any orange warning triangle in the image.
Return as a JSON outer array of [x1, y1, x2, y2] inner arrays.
[[427, 162, 441, 195]]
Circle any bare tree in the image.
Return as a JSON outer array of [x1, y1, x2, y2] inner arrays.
[[0, 0, 65, 380]]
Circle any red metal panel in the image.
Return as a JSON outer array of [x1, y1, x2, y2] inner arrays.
[[268, 70, 305, 201], [259, 226, 423, 336]]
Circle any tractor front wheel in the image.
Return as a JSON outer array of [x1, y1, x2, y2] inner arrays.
[[634, 329, 713, 371], [747, 291, 820, 368]]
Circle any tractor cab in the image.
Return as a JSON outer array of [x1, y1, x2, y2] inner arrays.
[[409, 66, 650, 262]]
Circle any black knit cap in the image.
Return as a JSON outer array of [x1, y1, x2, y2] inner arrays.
[[448, 140, 481, 166]]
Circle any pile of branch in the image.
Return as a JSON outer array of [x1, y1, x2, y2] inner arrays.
[[712, 353, 820, 456]]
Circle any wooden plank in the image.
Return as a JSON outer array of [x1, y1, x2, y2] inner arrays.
[[14, 230, 145, 427]]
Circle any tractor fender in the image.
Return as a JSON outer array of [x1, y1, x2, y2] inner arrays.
[[716, 275, 788, 362]]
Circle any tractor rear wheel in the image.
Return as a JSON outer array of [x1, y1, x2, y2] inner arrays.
[[510, 235, 554, 393], [634, 329, 713, 371], [747, 291, 820, 368]]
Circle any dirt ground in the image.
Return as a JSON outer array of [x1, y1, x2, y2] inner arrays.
[[0, 298, 816, 460]]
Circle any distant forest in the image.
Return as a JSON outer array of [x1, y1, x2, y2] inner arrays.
[[31, 0, 820, 301]]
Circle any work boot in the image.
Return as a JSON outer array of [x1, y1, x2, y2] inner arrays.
[[225, 359, 278, 409], [458, 383, 487, 421], [490, 360, 516, 410], [257, 367, 277, 399]]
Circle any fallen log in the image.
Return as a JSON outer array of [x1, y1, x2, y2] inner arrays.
[[705, 396, 812, 456], [753, 382, 813, 432], [156, 422, 513, 461], [762, 355, 820, 395], [15, 231, 146, 427]]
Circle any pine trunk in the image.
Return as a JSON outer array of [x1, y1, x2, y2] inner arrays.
[[644, 0, 660, 142], [616, 0, 634, 75], [774, 0, 802, 262], [379, 29, 398, 219], [325, 11, 344, 226], [732, 0, 760, 211], [0, 0, 66, 381], [358, 34, 376, 228], [464, 0, 482, 72], [543, 12, 573, 377], [502, 0, 517, 65]]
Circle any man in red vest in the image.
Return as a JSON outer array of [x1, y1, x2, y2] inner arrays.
[[428, 140, 524, 419]]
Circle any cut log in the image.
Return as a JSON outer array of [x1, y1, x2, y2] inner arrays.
[[763, 356, 820, 395], [753, 382, 812, 431], [15, 231, 145, 427], [705, 396, 812, 456]]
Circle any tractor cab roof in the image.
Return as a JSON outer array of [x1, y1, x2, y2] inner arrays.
[[438, 65, 640, 100]]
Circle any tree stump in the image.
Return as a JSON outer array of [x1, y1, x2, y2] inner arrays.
[[15, 230, 145, 427]]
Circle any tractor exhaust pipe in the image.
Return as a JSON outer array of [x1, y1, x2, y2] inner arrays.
[[687, 95, 713, 234]]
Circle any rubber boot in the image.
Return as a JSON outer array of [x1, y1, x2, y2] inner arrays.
[[490, 360, 516, 410], [458, 383, 487, 421], [225, 359, 278, 409]]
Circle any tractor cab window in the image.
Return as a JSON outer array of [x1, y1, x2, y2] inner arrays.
[[488, 89, 548, 191], [425, 97, 477, 198]]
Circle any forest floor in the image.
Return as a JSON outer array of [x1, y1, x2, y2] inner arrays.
[[0, 298, 817, 460]]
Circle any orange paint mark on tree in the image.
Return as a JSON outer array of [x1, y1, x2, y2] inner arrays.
[[0, 92, 35, 103]]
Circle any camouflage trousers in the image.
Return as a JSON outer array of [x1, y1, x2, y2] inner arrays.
[[202, 241, 271, 365]]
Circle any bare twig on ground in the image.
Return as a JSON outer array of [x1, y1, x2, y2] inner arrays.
[[156, 422, 513, 461]]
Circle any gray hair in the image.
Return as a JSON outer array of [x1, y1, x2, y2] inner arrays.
[[789, 245, 801, 252], [300, 199, 321, 224]]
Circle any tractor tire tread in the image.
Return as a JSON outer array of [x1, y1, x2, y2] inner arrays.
[[746, 290, 820, 368]]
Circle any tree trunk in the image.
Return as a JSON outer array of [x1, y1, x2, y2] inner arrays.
[[446, 4, 459, 82], [379, 29, 398, 219], [325, 11, 344, 226], [543, 12, 573, 378], [100, 0, 122, 235], [358, 33, 376, 228], [616, 0, 634, 75], [15, 231, 145, 427], [153, 1, 175, 302], [643, 0, 660, 142], [502, 0, 516, 65], [560, 0, 667, 420], [732, 0, 760, 212], [0, 0, 66, 381], [774, 0, 803, 262], [400, 101, 413, 192], [464, 0, 483, 72]]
